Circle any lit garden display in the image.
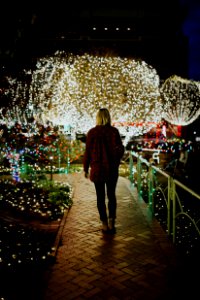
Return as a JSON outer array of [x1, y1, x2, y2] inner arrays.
[[0, 123, 85, 177]]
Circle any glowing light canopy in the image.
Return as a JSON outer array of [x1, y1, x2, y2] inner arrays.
[[160, 75, 200, 126], [31, 52, 162, 135], [1, 51, 163, 139]]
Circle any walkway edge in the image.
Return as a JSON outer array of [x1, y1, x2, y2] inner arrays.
[[49, 173, 80, 261], [123, 177, 178, 265], [50, 207, 71, 260]]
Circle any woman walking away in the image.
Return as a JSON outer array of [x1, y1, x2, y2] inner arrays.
[[83, 108, 124, 234]]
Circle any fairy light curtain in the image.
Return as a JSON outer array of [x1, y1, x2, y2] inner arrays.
[[1, 51, 162, 140], [31, 51, 162, 137]]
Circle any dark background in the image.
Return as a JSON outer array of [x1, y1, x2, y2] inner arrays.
[[1, 1, 199, 82]]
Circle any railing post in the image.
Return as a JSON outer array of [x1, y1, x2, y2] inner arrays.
[[148, 165, 154, 214], [50, 156, 53, 181], [171, 179, 176, 243], [167, 176, 171, 236], [129, 151, 133, 183], [137, 155, 142, 196]]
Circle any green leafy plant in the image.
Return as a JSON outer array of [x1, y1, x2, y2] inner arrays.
[[48, 189, 72, 208]]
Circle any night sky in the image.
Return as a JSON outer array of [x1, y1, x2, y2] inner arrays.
[[0, 1, 200, 81], [180, 0, 200, 81]]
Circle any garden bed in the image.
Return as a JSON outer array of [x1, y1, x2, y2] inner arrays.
[[0, 175, 73, 270]]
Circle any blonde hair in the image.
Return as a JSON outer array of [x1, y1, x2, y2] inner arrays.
[[96, 108, 111, 125]]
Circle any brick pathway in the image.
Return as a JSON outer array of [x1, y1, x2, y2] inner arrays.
[[41, 173, 197, 300]]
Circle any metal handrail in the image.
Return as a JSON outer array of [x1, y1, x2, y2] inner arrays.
[[128, 150, 200, 254]]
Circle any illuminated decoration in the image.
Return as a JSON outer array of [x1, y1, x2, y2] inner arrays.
[[1, 51, 162, 140], [160, 75, 200, 126], [7, 151, 20, 181]]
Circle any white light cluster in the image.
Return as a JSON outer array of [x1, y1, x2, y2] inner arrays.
[[160, 75, 200, 126], [1, 51, 163, 139], [30, 52, 162, 136]]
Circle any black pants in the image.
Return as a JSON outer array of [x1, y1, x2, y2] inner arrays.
[[94, 176, 118, 222]]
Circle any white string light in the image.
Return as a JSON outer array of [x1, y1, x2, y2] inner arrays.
[[2, 51, 163, 142]]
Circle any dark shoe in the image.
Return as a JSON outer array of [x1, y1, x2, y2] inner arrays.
[[108, 227, 116, 234], [102, 228, 110, 234], [108, 218, 116, 234], [101, 221, 109, 233]]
